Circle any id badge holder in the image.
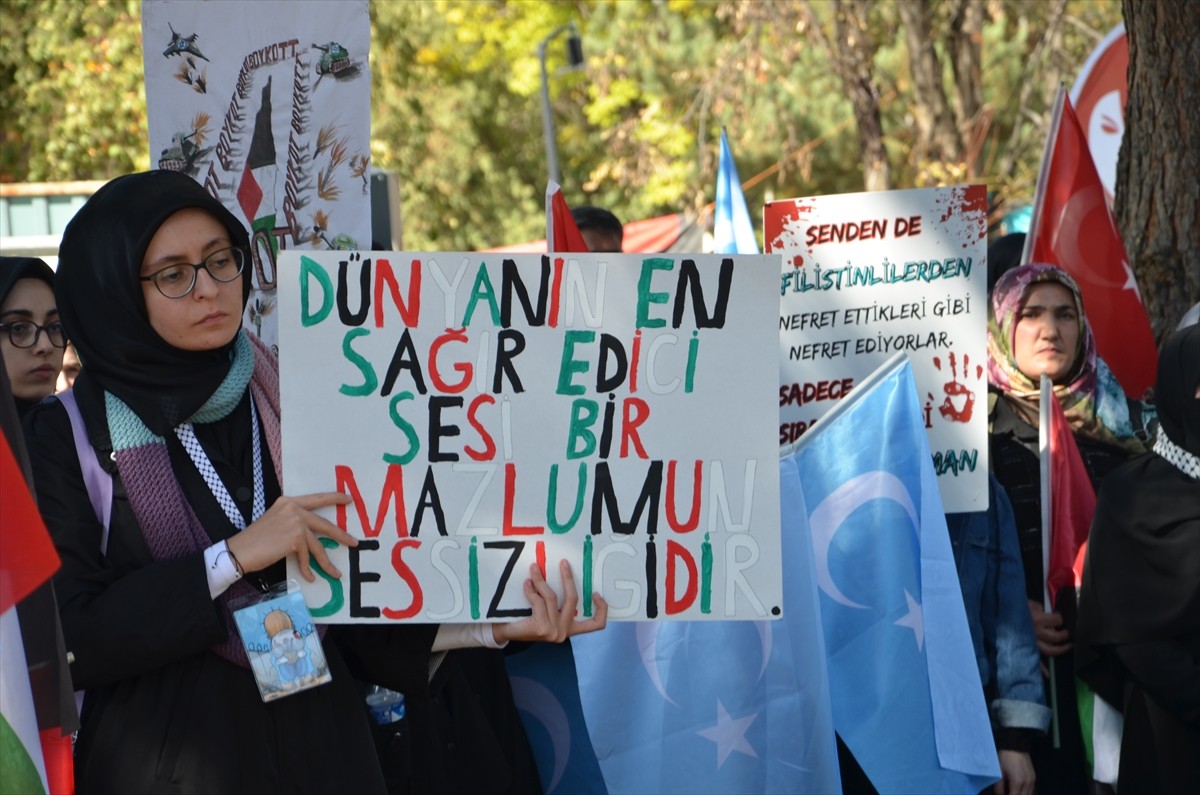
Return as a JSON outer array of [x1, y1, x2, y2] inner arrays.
[[230, 580, 333, 702]]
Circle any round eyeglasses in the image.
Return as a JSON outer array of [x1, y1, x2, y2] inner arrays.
[[0, 320, 68, 349], [140, 247, 246, 299]]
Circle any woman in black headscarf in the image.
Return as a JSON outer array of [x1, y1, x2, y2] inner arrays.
[[1076, 324, 1200, 794], [24, 171, 602, 794], [0, 256, 66, 416]]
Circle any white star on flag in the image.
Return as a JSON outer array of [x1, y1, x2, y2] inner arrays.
[[894, 588, 925, 651], [697, 699, 758, 768], [1121, 260, 1142, 299]]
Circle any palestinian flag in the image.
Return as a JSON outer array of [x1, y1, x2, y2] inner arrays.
[[1, 429, 60, 794], [237, 75, 279, 229], [545, 181, 590, 254], [1, 609, 46, 794], [1042, 384, 1096, 610]]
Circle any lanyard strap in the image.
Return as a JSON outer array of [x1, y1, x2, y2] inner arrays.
[[175, 397, 266, 531]]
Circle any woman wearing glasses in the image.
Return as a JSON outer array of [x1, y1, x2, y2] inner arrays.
[[23, 171, 602, 794], [1, 256, 67, 417]]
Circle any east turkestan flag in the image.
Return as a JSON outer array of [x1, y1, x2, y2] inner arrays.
[[793, 354, 1000, 794], [714, 129, 759, 255]]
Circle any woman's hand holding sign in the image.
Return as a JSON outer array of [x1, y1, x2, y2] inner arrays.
[[228, 492, 357, 581], [492, 560, 608, 645]]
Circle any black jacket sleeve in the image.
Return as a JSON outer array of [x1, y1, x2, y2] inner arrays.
[[23, 399, 227, 689]]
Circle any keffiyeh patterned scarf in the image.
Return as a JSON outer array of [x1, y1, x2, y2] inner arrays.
[[105, 331, 284, 668], [987, 263, 1146, 454], [1155, 429, 1200, 480]]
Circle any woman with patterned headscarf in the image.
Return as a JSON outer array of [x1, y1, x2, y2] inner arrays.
[[986, 262, 1150, 793], [1076, 323, 1200, 794]]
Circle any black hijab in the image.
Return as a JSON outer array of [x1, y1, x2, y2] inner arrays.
[[56, 171, 251, 437], [1076, 325, 1200, 704], [1155, 323, 1200, 456], [0, 256, 56, 306]]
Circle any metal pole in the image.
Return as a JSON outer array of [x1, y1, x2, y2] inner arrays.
[[540, 23, 576, 188], [538, 33, 561, 187]]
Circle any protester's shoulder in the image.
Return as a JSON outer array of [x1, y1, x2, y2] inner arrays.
[[987, 390, 1031, 439], [21, 393, 71, 444], [1095, 452, 1150, 490]]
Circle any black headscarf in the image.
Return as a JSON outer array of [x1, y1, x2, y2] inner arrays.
[[0, 256, 56, 306], [1076, 324, 1200, 706], [1155, 323, 1200, 456], [56, 171, 250, 436]]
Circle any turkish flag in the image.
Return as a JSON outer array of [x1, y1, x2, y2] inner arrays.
[[0, 430, 60, 615], [546, 181, 591, 254], [1026, 89, 1157, 398], [1043, 387, 1097, 611]]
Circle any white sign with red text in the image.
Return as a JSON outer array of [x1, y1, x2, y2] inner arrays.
[[767, 185, 988, 512]]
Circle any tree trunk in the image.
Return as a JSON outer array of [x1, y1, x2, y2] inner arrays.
[[897, 1, 962, 171], [948, 0, 984, 177], [1118, 0, 1200, 338], [801, 0, 890, 190]]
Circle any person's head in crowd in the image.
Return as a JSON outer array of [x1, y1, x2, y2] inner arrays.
[[1155, 324, 1200, 454], [988, 262, 1090, 390], [57, 170, 250, 434], [56, 343, 81, 392], [986, 232, 1025, 294], [0, 256, 66, 412], [987, 262, 1145, 452], [571, 205, 624, 253]]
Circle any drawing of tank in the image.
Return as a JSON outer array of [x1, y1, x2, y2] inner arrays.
[[314, 42, 352, 76]]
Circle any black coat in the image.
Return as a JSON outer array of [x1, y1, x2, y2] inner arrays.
[[24, 391, 537, 795], [1076, 454, 1200, 795]]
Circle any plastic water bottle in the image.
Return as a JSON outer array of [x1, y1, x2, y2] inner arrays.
[[365, 684, 406, 725], [366, 685, 410, 791]]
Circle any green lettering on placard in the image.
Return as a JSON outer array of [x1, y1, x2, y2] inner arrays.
[[300, 255, 334, 326], [309, 537, 345, 617], [635, 257, 673, 328]]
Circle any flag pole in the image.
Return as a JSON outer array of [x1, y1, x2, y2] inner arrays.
[[1021, 84, 1066, 265], [1038, 374, 1061, 748]]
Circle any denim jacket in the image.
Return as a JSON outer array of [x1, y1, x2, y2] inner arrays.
[[946, 474, 1050, 750]]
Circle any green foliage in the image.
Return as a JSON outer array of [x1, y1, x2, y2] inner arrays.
[[0, 0, 148, 181], [0, 0, 1124, 249]]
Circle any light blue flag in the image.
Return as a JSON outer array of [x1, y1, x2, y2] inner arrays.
[[714, 129, 759, 254], [571, 457, 841, 795], [507, 641, 608, 794], [791, 354, 1001, 793]]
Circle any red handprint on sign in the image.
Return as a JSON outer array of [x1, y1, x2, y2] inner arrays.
[[932, 352, 982, 423]]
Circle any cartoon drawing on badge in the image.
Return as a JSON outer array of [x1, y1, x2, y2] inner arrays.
[[231, 587, 332, 702], [264, 609, 315, 689]]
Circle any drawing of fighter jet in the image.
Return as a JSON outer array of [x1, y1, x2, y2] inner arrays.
[[163, 23, 209, 61]]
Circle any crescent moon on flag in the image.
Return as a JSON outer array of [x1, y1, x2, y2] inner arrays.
[[808, 470, 920, 609], [637, 622, 773, 696], [636, 622, 676, 705], [509, 676, 571, 793], [753, 621, 772, 684]]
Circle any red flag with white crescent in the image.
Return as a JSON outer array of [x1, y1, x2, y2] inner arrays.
[[1025, 88, 1157, 399]]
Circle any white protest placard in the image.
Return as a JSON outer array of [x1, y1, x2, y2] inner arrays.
[[767, 184, 988, 512], [142, 0, 372, 351], [277, 252, 782, 622]]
